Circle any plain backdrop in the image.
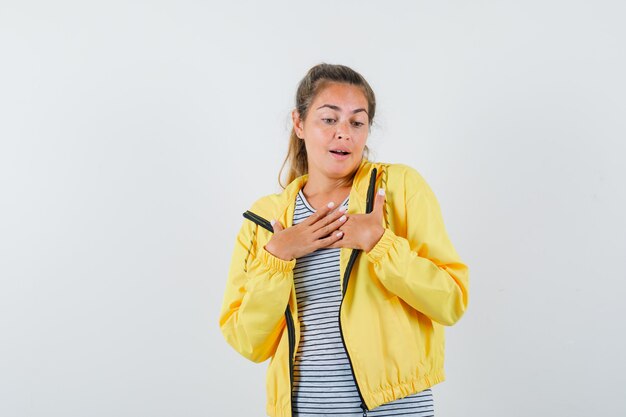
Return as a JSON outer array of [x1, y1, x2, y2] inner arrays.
[[1, 1, 625, 416]]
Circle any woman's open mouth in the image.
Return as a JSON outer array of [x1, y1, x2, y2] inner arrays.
[[329, 149, 351, 160]]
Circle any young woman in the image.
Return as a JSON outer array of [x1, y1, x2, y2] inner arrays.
[[219, 63, 470, 417]]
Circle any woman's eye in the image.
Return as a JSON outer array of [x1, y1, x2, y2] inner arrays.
[[322, 118, 364, 127]]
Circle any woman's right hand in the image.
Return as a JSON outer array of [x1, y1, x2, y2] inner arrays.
[[263, 202, 348, 261]]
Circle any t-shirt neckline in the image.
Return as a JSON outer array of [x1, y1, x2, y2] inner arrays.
[[298, 189, 349, 213]]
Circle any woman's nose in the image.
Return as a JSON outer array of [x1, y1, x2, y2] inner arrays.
[[336, 121, 351, 139]]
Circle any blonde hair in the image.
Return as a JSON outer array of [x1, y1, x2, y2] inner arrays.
[[278, 63, 376, 189]]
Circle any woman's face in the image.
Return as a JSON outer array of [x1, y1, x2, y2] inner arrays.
[[292, 82, 370, 182]]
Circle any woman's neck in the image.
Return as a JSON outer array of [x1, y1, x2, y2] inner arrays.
[[301, 171, 354, 208]]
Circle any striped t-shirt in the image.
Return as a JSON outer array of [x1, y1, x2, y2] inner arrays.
[[291, 189, 435, 417]]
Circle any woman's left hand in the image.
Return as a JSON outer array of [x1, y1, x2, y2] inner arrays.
[[327, 188, 386, 252]]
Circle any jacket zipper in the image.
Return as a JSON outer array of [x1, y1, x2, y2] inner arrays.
[[285, 307, 296, 417], [242, 209, 296, 417], [241, 166, 377, 417], [338, 251, 368, 416], [338, 167, 377, 416]]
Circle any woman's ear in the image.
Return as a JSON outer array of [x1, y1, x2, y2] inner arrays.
[[292, 109, 304, 139]]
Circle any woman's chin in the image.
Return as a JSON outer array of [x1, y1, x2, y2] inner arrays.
[[324, 161, 358, 178]]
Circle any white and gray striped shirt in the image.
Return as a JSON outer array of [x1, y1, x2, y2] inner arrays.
[[292, 189, 435, 417]]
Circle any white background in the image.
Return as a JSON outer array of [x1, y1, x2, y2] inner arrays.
[[1, 1, 625, 416]]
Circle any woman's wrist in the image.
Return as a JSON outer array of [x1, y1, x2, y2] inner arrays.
[[363, 225, 385, 253], [264, 242, 293, 262]]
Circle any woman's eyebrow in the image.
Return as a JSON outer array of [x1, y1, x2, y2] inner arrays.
[[316, 104, 368, 115]]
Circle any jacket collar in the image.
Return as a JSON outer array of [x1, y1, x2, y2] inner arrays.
[[282, 157, 374, 205], [277, 157, 377, 229], [244, 158, 378, 231]]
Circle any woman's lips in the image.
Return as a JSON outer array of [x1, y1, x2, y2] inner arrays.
[[329, 150, 351, 160]]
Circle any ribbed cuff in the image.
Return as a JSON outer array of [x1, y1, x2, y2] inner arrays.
[[260, 246, 296, 272], [365, 228, 396, 264]]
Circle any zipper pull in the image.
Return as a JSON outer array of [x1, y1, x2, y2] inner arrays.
[[360, 402, 368, 416]]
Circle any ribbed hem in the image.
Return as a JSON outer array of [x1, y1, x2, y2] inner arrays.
[[260, 246, 296, 272], [365, 228, 397, 264], [266, 369, 446, 416], [366, 369, 446, 410]]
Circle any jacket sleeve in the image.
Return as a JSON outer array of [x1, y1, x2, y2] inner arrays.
[[218, 218, 296, 363], [365, 171, 469, 326]]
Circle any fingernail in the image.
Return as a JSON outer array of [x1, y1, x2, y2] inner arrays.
[[270, 219, 276, 226], [339, 215, 346, 222], [378, 188, 385, 196], [339, 206, 348, 212], [327, 201, 335, 208], [336, 231, 343, 237]]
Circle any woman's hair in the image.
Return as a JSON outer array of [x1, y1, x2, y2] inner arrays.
[[278, 63, 376, 189]]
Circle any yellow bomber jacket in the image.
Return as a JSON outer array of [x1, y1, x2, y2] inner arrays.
[[219, 158, 470, 417]]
